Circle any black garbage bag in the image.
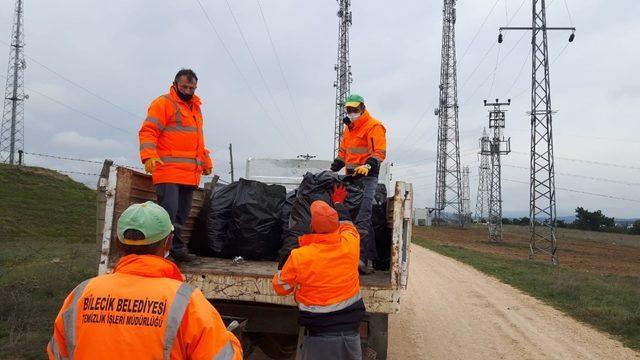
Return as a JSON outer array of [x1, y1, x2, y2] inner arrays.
[[278, 171, 364, 263], [204, 182, 240, 256], [227, 179, 287, 260], [190, 183, 229, 256], [279, 190, 297, 249], [372, 184, 392, 270]]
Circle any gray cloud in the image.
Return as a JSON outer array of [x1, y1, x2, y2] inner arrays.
[[0, 0, 638, 217]]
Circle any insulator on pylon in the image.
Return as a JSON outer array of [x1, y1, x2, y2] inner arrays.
[[568, 32, 575, 42], [498, 33, 504, 43]]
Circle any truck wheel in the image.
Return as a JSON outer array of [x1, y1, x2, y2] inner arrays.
[[363, 313, 388, 360], [257, 332, 297, 359]]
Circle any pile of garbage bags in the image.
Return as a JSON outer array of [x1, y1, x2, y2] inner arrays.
[[190, 171, 391, 269]]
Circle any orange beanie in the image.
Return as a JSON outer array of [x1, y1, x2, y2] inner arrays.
[[310, 200, 339, 234]]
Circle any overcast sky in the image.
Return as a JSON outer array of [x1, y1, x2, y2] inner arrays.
[[0, 0, 638, 218]]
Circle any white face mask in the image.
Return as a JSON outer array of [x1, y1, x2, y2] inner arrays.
[[347, 112, 361, 120]]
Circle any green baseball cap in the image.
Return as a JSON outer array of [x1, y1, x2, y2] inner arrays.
[[117, 201, 174, 245], [345, 94, 364, 108]]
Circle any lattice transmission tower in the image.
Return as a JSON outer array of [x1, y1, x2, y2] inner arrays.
[[481, 99, 511, 242], [461, 165, 471, 224], [434, 0, 463, 227], [474, 128, 490, 222], [0, 0, 26, 165], [499, 0, 575, 263], [332, 0, 353, 158]]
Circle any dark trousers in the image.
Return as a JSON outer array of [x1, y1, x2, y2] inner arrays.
[[301, 332, 362, 360], [355, 176, 379, 262], [155, 183, 195, 253]]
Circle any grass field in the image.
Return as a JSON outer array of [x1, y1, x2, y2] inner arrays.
[[0, 164, 98, 359], [413, 225, 640, 351], [2, 163, 638, 357]]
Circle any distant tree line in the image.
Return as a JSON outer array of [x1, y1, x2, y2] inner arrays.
[[501, 207, 640, 235]]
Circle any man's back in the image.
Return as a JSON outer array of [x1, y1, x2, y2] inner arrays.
[[48, 255, 241, 360], [288, 223, 361, 307]]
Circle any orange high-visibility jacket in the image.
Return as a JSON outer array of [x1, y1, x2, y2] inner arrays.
[[272, 222, 361, 311], [139, 86, 213, 186], [337, 110, 387, 173], [47, 255, 242, 360]]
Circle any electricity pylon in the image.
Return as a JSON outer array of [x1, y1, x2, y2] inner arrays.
[[481, 99, 511, 242], [0, 0, 26, 165], [461, 165, 471, 225], [475, 128, 490, 222], [333, 0, 352, 158], [498, 0, 575, 263], [434, 0, 463, 227]]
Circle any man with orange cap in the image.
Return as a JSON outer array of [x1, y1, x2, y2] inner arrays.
[[139, 69, 213, 263], [272, 185, 365, 360], [47, 201, 242, 360]]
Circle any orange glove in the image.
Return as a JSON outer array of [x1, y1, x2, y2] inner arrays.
[[354, 164, 371, 177], [144, 158, 164, 174], [203, 168, 212, 176]]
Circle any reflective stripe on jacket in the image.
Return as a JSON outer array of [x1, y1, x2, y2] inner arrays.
[[272, 222, 361, 310], [139, 86, 213, 186], [337, 110, 386, 173], [47, 255, 242, 360]]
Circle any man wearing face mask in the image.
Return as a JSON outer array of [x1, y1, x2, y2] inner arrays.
[[138, 69, 213, 263], [330, 94, 387, 275]]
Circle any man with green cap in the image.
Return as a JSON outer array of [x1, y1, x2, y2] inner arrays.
[[331, 94, 387, 274], [47, 201, 242, 360]]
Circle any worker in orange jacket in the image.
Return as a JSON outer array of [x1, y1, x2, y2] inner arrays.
[[47, 201, 242, 360], [139, 69, 213, 262], [331, 94, 387, 274], [273, 185, 365, 360]]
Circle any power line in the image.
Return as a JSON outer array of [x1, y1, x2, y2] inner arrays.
[[223, 0, 305, 146], [461, 31, 528, 107], [0, 39, 142, 120], [503, 178, 640, 204], [255, 0, 308, 140], [458, 0, 500, 64], [511, 150, 640, 171], [193, 0, 295, 152], [503, 163, 640, 187], [0, 73, 135, 137]]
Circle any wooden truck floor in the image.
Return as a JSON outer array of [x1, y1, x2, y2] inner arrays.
[[179, 257, 392, 289]]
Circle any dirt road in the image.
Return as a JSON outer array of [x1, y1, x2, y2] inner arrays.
[[388, 245, 639, 360]]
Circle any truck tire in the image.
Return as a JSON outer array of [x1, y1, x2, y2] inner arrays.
[[363, 313, 388, 360]]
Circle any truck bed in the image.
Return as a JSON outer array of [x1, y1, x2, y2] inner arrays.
[[97, 164, 411, 314]]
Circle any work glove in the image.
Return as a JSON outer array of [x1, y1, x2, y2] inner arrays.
[[330, 159, 345, 172], [330, 184, 348, 204], [354, 164, 371, 177], [203, 168, 212, 176], [144, 157, 164, 174]]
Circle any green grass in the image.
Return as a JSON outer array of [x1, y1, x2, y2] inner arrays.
[[413, 234, 640, 351], [0, 164, 98, 359]]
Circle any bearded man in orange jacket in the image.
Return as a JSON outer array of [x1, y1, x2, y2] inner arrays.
[[47, 201, 242, 360], [273, 185, 365, 360], [139, 69, 213, 262]]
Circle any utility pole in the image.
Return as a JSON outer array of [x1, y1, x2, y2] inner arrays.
[[481, 99, 511, 242], [333, 0, 353, 158], [434, 0, 463, 227], [0, 0, 26, 165], [297, 154, 316, 161], [461, 165, 471, 225], [498, 0, 575, 263], [228, 143, 234, 182], [475, 128, 491, 223]]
